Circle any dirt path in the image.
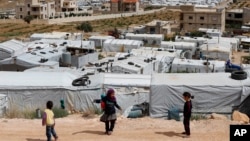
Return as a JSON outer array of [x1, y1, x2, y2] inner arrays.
[[0, 114, 239, 141]]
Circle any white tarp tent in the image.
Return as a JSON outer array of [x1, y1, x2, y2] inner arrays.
[[0, 71, 103, 111], [89, 35, 115, 47], [150, 73, 250, 118], [171, 58, 225, 73], [161, 41, 197, 55], [103, 39, 143, 52], [0, 39, 27, 60], [125, 33, 164, 45], [200, 44, 231, 61], [103, 73, 151, 111]]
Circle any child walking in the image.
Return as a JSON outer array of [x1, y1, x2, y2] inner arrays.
[[182, 92, 193, 138], [42, 101, 58, 141], [101, 88, 121, 135]]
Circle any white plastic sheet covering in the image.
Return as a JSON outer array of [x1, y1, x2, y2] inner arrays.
[[0, 39, 27, 60], [171, 58, 225, 73], [103, 39, 143, 52], [0, 72, 151, 112], [150, 73, 250, 118]]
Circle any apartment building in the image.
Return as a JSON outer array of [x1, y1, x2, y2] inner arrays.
[[16, 0, 55, 19], [110, 0, 139, 13], [243, 7, 250, 24], [180, 5, 225, 32], [16, 0, 78, 19]]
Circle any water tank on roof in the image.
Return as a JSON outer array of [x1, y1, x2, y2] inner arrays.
[[0, 94, 8, 118], [62, 52, 71, 66]]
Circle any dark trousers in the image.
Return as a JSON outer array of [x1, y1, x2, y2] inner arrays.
[[105, 120, 116, 132], [183, 117, 190, 135], [46, 126, 57, 141]]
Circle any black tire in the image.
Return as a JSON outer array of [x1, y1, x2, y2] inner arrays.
[[72, 76, 90, 86], [231, 71, 247, 80]]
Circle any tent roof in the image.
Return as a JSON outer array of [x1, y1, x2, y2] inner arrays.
[[126, 33, 164, 39], [0, 39, 26, 54], [104, 73, 151, 87], [0, 71, 77, 89], [151, 73, 249, 86], [104, 39, 143, 46], [89, 35, 114, 40]]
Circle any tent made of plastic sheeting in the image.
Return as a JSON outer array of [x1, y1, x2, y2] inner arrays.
[[24, 66, 86, 77], [15, 47, 63, 68], [103, 73, 151, 113], [150, 73, 250, 118], [171, 58, 225, 73], [103, 39, 143, 52], [161, 41, 197, 55], [125, 33, 164, 45], [89, 35, 115, 47], [200, 44, 231, 61], [0, 39, 27, 60], [111, 56, 156, 75], [0, 72, 104, 112], [131, 47, 182, 72], [175, 36, 207, 46], [103, 73, 151, 87]]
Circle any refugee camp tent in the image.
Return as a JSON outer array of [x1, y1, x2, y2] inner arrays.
[[171, 58, 225, 73], [125, 33, 164, 45], [0, 71, 103, 111], [0, 39, 27, 60], [103, 39, 143, 52], [161, 41, 197, 56], [200, 44, 231, 61], [103, 73, 151, 111], [150, 73, 250, 118], [89, 35, 115, 47]]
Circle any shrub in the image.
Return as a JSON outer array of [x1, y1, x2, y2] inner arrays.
[[52, 107, 69, 118], [76, 22, 93, 32], [23, 15, 34, 24]]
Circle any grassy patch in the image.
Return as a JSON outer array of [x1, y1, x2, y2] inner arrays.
[[52, 107, 69, 118], [191, 114, 207, 121]]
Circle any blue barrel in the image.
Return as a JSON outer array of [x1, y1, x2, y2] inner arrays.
[[128, 110, 143, 118]]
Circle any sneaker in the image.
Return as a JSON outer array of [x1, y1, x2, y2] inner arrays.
[[181, 132, 186, 134]]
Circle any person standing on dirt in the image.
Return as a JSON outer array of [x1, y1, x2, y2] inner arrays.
[[101, 88, 122, 135], [182, 92, 193, 138], [42, 101, 58, 141]]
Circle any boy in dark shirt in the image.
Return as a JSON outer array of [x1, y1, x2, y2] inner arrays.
[[182, 92, 193, 138]]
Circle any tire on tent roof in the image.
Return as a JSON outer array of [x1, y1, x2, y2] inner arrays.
[[72, 76, 91, 86], [231, 71, 247, 80]]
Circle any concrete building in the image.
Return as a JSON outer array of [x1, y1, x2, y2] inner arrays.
[[16, 0, 56, 19], [180, 5, 225, 32], [243, 7, 250, 24], [16, 0, 78, 19], [110, 0, 139, 13], [145, 20, 172, 34], [226, 9, 243, 24]]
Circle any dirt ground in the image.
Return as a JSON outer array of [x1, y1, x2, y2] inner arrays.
[[0, 114, 242, 141]]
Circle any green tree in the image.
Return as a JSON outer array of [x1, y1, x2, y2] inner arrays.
[[23, 15, 34, 24], [76, 22, 93, 32]]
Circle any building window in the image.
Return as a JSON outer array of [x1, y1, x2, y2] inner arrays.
[[189, 23, 192, 25], [188, 16, 193, 20], [228, 14, 231, 17], [200, 24, 204, 26], [235, 13, 243, 19], [28, 11, 30, 15], [200, 17, 204, 20], [20, 8, 22, 11], [45, 7, 47, 10], [27, 4, 30, 7], [20, 15, 23, 18]]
